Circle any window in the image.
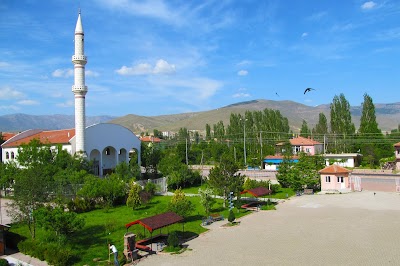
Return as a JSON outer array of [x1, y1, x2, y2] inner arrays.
[[105, 148, 110, 155], [337, 176, 344, 183], [5, 152, 9, 159], [325, 176, 331, 183], [11, 152, 15, 159]]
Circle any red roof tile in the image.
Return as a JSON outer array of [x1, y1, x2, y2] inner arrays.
[[394, 142, 400, 147], [1, 132, 17, 141], [289, 136, 322, 146], [2, 129, 75, 148], [241, 187, 272, 197], [319, 165, 352, 174], [264, 155, 299, 160], [140, 136, 161, 143], [125, 212, 184, 233]]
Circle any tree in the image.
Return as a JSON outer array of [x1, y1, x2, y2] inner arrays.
[[168, 188, 194, 218], [102, 173, 127, 207], [198, 188, 216, 215], [300, 120, 311, 138], [277, 152, 324, 191], [35, 206, 85, 238], [359, 93, 380, 135], [313, 113, 328, 136], [114, 162, 135, 182], [8, 167, 50, 239], [228, 209, 235, 223], [207, 153, 243, 207], [330, 94, 355, 152], [7, 139, 59, 239], [126, 180, 142, 210], [205, 124, 212, 141], [357, 93, 391, 167]]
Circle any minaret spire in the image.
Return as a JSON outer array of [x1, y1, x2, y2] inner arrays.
[[72, 10, 88, 155]]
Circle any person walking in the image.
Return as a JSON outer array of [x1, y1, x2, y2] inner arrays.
[[109, 244, 120, 266]]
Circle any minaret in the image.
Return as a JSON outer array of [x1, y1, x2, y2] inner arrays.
[[72, 10, 87, 155]]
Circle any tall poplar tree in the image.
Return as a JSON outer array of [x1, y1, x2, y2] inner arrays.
[[359, 93, 380, 134], [329, 94, 355, 152], [357, 93, 391, 166], [313, 113, 328, 136], [300, 120, 311, 137]]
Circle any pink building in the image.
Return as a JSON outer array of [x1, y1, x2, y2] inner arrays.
[[394, 142, 400, 170], [319, 165, 352, 192], [277, 136, 323, 155]]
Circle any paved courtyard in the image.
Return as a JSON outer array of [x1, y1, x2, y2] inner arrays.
[[138, 191, 400, 266]]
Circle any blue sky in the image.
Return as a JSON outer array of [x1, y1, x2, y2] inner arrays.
[[1, 0, 400, 116]]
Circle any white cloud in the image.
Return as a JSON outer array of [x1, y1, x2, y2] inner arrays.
[[153, 59, 176, 74], [0, 87, 24, 99], [17, 100, 39, 105], [56, 100, 74, 108], [307, 12, 327, 21], [237, 60, 252, 66], [52, 69, 73, 78], [0, 105, 19, 112], [116, 59, 176, 76], [237, 70, 248, 76], [301, 32, 308, 38], [86, 70, 100, 77], [361, 1, 376, 10], [96, 0, 184, 26], [147, 76, 222, 103], [232, 92, 251, 98], [0, 61, 10, 68]]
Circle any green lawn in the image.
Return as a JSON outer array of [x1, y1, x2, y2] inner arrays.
[[179, 183, 209, 194], [10, 195, 252, 265]]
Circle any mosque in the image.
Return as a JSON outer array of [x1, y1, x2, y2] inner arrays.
[[1, 11, 141, 176]]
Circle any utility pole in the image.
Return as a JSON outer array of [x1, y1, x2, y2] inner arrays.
[[185, 137, 188, 165], [260, 131, 263, 169]]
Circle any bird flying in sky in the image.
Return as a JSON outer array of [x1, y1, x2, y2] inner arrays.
[[304, 87, 315, 94]]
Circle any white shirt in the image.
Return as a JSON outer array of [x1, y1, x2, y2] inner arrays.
[[110, 245, 117, 253]]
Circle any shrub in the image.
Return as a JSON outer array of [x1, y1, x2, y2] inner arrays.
[[67, 197, 93, 213], [0, 258, 10, 266], [144, 182, 157, 195], [44, 244, 73, 266], [17, 240, 74, 266], [228, 209, 235, 223], [271, 183, 281, 193], [167, 231, 179, 248]]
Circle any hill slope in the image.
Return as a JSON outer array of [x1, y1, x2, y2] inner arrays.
[[2, 100, 400, 133]]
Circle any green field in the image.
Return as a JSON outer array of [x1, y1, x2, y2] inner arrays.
[[10, 195, 253, 265]]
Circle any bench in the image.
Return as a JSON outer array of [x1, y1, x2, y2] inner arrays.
[[135, 243, 151, 251], [303, 189, 314, 195], [202, 217, 213, 226], [209, 213, 224, 221]]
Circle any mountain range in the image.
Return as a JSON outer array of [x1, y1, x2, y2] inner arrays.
[[1, 99, 400, 134]]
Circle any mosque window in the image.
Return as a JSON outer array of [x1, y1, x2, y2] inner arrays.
[[11, 152, 15, 159], [5, 152, 9, 159]]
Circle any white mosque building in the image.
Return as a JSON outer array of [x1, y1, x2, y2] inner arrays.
[[1, 11, 141, 176]]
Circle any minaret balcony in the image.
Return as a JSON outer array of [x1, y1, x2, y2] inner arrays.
[[72, 55, 87, 63], [72, 85, 88, 93]]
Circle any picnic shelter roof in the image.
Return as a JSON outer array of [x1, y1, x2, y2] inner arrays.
[[241, 187, 272, 197], [125, 211, 184, 233]]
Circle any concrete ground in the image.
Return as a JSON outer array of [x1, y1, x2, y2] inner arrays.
[[137, 191, 400, 266]]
